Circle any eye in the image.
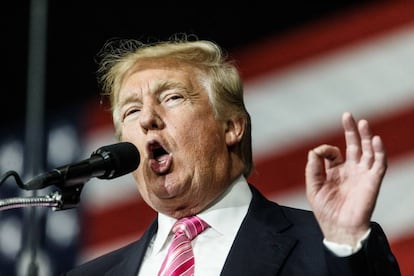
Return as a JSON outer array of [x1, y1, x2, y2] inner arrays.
[[166, 94, 183, 101], [123, 107, 141, 122], [162, 93, 185, 107]]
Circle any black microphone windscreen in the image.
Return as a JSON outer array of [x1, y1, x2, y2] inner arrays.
[[94, 142, 140, 179]]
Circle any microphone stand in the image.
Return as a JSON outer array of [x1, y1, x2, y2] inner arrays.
[[0, 184, 84, 212], [0, 180, 82, 274], [1, 171, 84, 211], [19, 0, 48, 275]]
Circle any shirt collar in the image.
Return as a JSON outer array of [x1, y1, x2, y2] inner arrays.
[[152, 175, 252, 254]]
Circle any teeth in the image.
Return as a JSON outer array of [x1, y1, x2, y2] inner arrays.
[[155, 153, 171, 163]]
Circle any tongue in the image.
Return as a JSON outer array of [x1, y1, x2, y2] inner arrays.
[[150, 154, 172, 174]]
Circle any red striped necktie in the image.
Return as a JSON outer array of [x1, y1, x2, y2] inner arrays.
[[158, 216, 209, 276]]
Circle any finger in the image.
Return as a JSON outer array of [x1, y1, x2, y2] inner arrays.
[[313, 144, 344, 170], [358, 119, 375, 169], [371, 135, 387, 176], [342, 112, 362, 163]]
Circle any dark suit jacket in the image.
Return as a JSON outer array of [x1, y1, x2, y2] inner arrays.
[[65, 185, 401, 276]]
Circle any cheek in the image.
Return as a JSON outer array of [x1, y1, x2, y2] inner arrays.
[[120, 122, 143, 143], [120, 121, 135, 138], [185, 124, 225, 157], [179, 124, 207, 144]]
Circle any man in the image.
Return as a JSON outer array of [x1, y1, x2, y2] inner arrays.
[[66, 36, 400, 275]]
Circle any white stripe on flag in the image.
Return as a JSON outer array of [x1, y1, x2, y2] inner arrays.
[[245, 24, 414, 158]]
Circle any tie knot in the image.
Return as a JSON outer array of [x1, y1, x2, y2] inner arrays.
[[172, 216, 209, 240]]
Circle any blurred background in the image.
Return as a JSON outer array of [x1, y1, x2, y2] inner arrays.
[[0, 0, 413, 275]]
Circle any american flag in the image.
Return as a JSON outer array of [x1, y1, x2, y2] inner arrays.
[[0, 1, 413, 275]]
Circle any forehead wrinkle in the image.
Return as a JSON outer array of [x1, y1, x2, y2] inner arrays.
[[119, 79, 180, 106], [156, 79, 188, 95], [119, 91, 140, 108]]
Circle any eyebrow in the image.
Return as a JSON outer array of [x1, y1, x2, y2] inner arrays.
[[118, 79, 187, 107], [156, 80, 187, 94], [118, 92, 140, 108]]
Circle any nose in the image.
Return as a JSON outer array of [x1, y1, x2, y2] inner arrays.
[[139, 104, 164, 132]]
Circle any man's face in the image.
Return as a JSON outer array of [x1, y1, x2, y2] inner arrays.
[[117, 59, 237, 218]]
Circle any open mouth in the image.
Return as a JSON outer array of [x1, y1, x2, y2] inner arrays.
[[147, 140, 173, 173], [149, 141, 169, 161]]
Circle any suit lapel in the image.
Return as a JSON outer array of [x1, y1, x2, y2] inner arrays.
[[220, 185, 297, 276]]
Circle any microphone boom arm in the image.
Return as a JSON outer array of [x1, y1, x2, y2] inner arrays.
[[0, 184, 84, 212]]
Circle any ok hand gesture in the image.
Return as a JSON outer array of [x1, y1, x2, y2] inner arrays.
[[305, 112, 387, 247]]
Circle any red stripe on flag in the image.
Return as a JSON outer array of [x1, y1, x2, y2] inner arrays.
[[233, 1, 414, 82]]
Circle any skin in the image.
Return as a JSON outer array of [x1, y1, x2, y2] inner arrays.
[[306, 112, 387, 246], [116, 59, 245, 218]]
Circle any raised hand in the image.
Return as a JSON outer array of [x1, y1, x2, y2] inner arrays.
[[305, 112, 387, 246]]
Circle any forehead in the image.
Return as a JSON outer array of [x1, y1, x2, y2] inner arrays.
[[121, 59, 200, 91], [114, 58, 210, 108]]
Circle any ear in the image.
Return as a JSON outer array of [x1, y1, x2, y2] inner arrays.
[[225, 116, 245, 146]]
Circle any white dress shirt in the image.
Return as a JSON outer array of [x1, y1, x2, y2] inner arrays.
[[138, 175, 252, 276]]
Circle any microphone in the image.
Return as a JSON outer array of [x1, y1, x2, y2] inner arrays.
[[25, 142, 140, 190]]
